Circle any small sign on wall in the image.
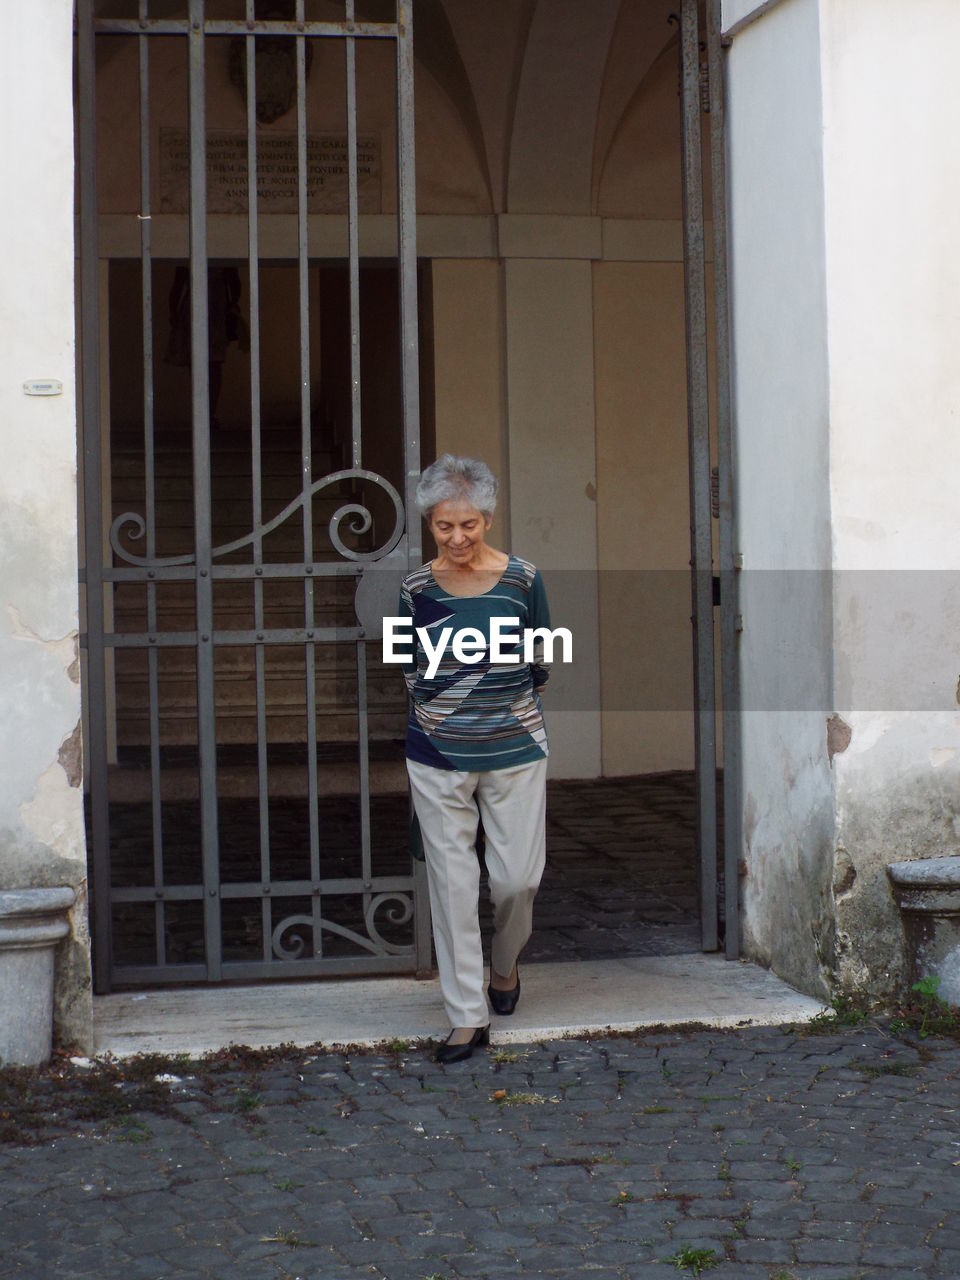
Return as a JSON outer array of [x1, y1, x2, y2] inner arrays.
[[23, 380, 63, 397]]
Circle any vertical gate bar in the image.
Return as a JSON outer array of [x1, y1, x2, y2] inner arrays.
[[295, 2, 322, 951], [346, 0, 368, 953], [396, 2, 420, 570], [245, 0, 272, 961], [139, 7, 166, 966], [188, 0, 222, 978], [679, 0, 719, 952], [707, 0, 741, 960], [78, 0, 114, 993], [396, 1, 430, 969], [345, 0, 362, 468], [356, 638, 372, 897]]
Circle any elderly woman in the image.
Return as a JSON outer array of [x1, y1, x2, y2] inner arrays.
[[399, 454, 551, 1064]]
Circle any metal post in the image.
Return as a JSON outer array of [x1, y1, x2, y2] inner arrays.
[[707, 0, 741, 959], [679, 0, 719, 952], [396, 0, 430, 971], [397, 1, 421, 572], [345, 0, 363, 469], [188, 0, 222, 978], [294, 1, 323, 953], [139, 4, 167, 967], [245, 0, 273, 961], [78, 0, 113, 993]]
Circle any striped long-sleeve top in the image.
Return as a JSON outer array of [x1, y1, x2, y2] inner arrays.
[[397, 555, 550, 771]]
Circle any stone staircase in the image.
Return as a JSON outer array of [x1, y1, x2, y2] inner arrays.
[[108, 427, 407, 798]]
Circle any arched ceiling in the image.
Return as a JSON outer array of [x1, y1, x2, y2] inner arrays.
[[592, 0, 680, 211], [89, 0, 683, 218], [436, 0, 681, 216], [437, 0, 537, 214], [505, 0, 622, 214]]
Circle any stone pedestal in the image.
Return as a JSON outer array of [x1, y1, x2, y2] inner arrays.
[[887, 857, 960, 1006], [0, 888, 76, 1066]]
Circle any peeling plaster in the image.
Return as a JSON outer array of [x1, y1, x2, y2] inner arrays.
[[6, 603, 79, 677], [826, 713, 852, 763], [832, 844, 857, 898], [18, 757, 86, 858], [930, 747, 957, 769], [57, 721, 82, 788]]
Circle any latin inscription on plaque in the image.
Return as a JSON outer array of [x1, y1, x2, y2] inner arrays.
[[159, 128, 381, 214]]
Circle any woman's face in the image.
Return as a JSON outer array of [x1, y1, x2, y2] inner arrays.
[[428, 499, 492, 565]]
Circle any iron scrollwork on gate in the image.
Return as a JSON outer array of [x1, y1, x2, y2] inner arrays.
[[273, 891, 414, 961], [110, 469, 405, 568]]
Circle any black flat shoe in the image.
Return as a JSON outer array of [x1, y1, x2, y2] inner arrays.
[[488, 970, 521, 1016], [435, 1026, 490, 1065]]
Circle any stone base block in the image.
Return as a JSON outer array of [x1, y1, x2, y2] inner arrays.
[[0, 888, 76, 1067], [887, 857, 960, 1006]]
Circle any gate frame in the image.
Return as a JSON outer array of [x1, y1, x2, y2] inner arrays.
[[77, 0, 430, 992], [679, 0, 742, 958]]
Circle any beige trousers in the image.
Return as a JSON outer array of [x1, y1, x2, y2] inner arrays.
[[407, 757, 548, 1028]]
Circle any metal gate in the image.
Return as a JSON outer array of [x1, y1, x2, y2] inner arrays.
[[678, 0, 741, 958], [78, 0, 430, 991]]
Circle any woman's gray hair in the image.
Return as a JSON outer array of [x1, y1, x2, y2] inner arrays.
[[415, 454, 498, 519]]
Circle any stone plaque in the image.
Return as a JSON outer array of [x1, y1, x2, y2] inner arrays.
[[159, 128, 381, 214]]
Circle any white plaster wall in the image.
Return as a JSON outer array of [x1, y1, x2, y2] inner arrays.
[[504, 259, 602, 779], [593, 261, 694, 774], [726, 0, 835, 996], [429, 259, 509, 548], [820, 0, 960, 999], [0, 0, 90, 1047]]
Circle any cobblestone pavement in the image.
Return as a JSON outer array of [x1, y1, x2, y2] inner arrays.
[[2, 1020, 958, 1280]]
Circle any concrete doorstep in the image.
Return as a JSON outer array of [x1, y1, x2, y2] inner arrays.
[[93, 953, 827, 1058]]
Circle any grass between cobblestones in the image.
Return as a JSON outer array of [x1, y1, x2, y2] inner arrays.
[[2, 1016, 959, 1280], [0, 995, 957, 1148]]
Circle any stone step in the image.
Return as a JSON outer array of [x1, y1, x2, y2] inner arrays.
[[114, 645, 391, 676], [111, 616, 359, 640], [112, 598, 359, 625], [111, 430, 339, 468], [107, 755, 408, 801], [115, 672, 404, 711], [112, 475, 345, 503], [110, 525, 373, 556], [110, 495, 348, 527], [111, 456, 340, 480], [115, 708, 404, 747], [110, 525, 376, 561], [112, 588, 357, 625], [114, 577, 355, 602]]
